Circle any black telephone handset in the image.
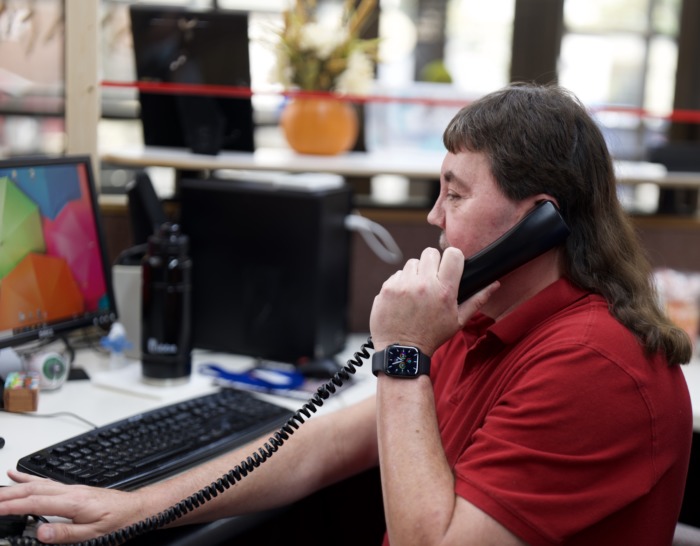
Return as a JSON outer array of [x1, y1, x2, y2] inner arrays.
[[6, 204, 571, 546], [457, 200, 571, 303]]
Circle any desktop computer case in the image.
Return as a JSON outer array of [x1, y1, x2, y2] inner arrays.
[[179, 177, 352, 363]]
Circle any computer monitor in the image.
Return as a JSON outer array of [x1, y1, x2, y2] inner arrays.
[[0, 155, 117, 350], [129, 5, 255, 155]]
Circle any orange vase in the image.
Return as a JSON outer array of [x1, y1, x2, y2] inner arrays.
[[280, 96, 359, 155]]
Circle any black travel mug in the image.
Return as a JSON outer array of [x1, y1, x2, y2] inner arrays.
[[140, 222, 193, 385]]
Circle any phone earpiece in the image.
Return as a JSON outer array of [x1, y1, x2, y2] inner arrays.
[[457, 200, 570, 303]]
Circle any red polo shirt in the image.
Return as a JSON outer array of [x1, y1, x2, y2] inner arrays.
[[428, 278, 692, 545]]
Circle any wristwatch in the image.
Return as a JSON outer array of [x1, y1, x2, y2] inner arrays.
[[372, 344, 431, 378]]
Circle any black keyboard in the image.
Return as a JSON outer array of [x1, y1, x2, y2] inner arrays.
[[16, 389, 293, 490]]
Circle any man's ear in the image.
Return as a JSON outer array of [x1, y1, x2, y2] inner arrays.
[[532, 193, 560, 209]]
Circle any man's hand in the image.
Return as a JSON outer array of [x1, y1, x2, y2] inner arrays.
[[369, 247, 499, 355], [0, 470, 146, 544]]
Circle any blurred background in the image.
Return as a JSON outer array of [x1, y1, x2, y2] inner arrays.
[[0, 0, 693, 167]]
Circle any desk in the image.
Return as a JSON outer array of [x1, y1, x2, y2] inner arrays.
[[101, 145, 700, 189], [1, 333, 376, 488], [3, 338, 700, 542], [4, 343, 700, 473]]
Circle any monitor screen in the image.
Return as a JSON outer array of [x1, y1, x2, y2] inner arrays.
[[129, 5, 255, 155], [0, 155, 117, 349]]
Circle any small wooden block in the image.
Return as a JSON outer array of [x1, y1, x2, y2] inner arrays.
[[3, 371, 40, 412]]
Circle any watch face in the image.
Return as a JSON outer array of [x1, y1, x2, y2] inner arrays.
[[386, 346, 420, 377]]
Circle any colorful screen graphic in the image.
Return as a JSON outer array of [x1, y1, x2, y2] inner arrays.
[[0, 156, 116, 347]]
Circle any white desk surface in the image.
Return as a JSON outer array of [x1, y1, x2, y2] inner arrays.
[[1, 334, 376, 486], [3, 340, 700, 487], [101, 145, 700, 189], [680, 362, 700, 432]]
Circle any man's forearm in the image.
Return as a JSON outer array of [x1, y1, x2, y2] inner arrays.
[[376, 375, 457, 546], [139, 396, 379, 527]]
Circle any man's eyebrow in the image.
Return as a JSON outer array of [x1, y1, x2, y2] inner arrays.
[[442, 169, 467, 188], [443, 169, 456, 183]]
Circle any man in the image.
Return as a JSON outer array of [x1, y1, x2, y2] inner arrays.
[[0, 83, 693, 545]]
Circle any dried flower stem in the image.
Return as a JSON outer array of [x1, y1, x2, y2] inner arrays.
[[274, 0, 378, 94], [347, 0, 377, 37]]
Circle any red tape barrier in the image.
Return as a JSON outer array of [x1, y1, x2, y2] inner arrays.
[[101, 80, 700, 124]]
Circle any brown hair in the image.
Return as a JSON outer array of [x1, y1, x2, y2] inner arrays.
[[443, 83, 692, 365]]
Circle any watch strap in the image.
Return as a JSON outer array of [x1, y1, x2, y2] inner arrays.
[[371, 351, 381, 376], [371, 350, 384, 376]]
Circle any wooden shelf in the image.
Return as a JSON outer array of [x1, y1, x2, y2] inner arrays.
[[630, 214, 700, 229]]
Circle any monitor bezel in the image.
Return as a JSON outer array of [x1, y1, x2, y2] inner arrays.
[[0, 154, 118, 350]]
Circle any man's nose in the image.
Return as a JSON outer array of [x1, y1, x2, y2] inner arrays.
[[427, 197, 443, 227]]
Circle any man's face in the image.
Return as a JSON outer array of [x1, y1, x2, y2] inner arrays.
[[428, 149, 531, 258]]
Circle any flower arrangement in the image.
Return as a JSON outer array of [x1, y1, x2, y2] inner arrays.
[[273, 0, 379, 95]]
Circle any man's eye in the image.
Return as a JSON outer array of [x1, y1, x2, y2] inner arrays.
[[446, 192, 460, 201]]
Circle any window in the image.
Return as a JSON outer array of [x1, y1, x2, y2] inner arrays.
[[444, 0, 514, 95], [558, 0, 681, 159], [0, 0, 65, 156]]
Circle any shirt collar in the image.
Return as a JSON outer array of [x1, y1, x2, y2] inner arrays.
[[462, 278, 593, 348]]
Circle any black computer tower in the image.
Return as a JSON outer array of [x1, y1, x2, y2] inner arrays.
[[178, 176, 352, 363]]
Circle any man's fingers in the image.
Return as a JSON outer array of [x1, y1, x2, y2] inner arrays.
[[437, 247, 465, 290], [417, 247, 441, 275], [7, 469, 48, 484]]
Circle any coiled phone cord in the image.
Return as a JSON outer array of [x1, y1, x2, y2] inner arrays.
[[5, 337, 374, 546]]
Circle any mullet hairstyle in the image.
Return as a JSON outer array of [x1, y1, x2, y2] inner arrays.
[[443, 83, 692, 365]]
